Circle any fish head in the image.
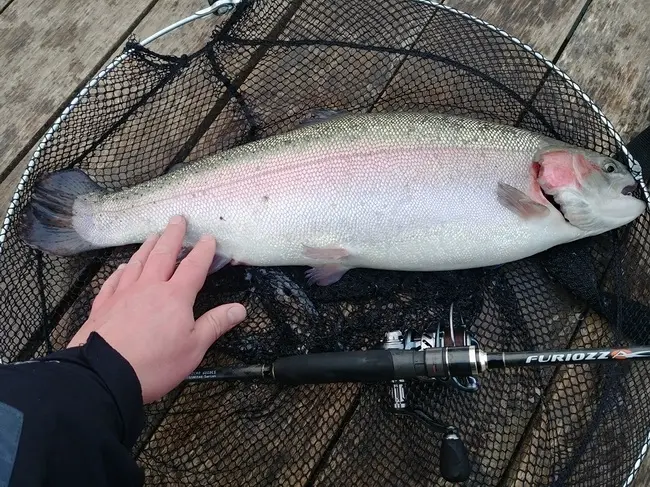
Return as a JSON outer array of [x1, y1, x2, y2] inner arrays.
[[536, 148, 646, 234]]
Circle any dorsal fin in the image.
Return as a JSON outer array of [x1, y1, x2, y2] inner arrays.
[[298, 108, 351, 127]]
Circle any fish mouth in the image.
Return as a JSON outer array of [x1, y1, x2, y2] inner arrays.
[[622, 183, 638, 196]]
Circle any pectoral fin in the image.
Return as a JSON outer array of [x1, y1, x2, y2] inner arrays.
[[497, 182, 550, 219]]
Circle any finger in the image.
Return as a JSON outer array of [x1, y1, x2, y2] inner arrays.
[[140, 215, 187, 281], [116, 234, 160, 291], [194, 303, 247, 351], [171, 235, 216, 297], [91, 263, 127, 311]]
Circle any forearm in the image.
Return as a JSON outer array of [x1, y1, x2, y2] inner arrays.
[[0, 332, 145, 487]]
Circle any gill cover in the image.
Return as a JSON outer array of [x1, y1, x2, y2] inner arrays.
[[536, 147, 645, 233]]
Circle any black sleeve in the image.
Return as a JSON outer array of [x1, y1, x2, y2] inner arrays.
[[0, 332, 146, 487]]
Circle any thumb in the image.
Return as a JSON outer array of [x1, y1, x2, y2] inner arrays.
[[195, 303, 247, 349]]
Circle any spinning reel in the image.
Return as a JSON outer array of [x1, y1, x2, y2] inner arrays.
[[186, 303, 650, 483]]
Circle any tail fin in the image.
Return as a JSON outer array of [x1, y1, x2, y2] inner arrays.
[[20, 169, 104, 256]]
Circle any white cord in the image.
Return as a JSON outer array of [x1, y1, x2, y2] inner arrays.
[[139, 0, 242, 47]]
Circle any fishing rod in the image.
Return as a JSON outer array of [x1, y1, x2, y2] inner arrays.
[[187, 300, 650, 385], [186, 343, 650, 383], [184, 305, 650, 483]]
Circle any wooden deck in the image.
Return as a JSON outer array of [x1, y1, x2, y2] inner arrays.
[[1, 0, 649, 485]]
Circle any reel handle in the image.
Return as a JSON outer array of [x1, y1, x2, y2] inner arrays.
[[440, 429, 471, 482], [395, 409, 471, 484]]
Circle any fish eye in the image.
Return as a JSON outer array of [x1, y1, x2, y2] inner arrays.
[[604, 162, 616, 173]]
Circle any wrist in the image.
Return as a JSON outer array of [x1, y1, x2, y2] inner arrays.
[[43, 332, 145, 448]]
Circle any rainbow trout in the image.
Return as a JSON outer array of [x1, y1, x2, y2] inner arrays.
[[20, 111, 645, 285]]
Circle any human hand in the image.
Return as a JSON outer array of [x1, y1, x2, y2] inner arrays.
[[68, 215, 247, 404]]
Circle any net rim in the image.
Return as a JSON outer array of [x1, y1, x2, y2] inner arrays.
[[1, 1, 647, 484]]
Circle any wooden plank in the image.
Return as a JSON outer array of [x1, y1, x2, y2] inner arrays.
[[0, 0, 304, 391], [0, 0, 238, 364], [503, 305, 650, 486], [372, 0, 588, 120], [638, 441, 650, 481], [0, 0, 233, 217], [367, 1, 591, 483], [554, 0, 650, 142], [502, 221, 650, 483], [112, 0, 230, 60], [0, 156, 34, 217], [500, 311, 613, 486], [200, 0, 442, 136], [0, 0, 160, 186], [0, 0, 238, 362], [473, 264, 586, 484], [494, 1, 650, 483], [445, 0, 587, 57], [0, 1, 11, 14], [141, 372, 361, 486], [0, 0, 307, 217]]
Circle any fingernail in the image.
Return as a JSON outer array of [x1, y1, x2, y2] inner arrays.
[[169, 215, 184, 225], [117, 263, 127, 270], [227, 305, 247, 324], [199, 234, 214, 243]]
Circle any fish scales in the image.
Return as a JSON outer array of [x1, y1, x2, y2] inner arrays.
[[75, 113, 550, 267]]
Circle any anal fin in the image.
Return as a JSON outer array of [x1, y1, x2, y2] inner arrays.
[[497, 182, 550, 219], [209, 253, 231, 274], [305, 264, 350, 286]]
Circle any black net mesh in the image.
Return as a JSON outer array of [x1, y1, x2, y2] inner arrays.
[[2, 1, 650, 485]]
